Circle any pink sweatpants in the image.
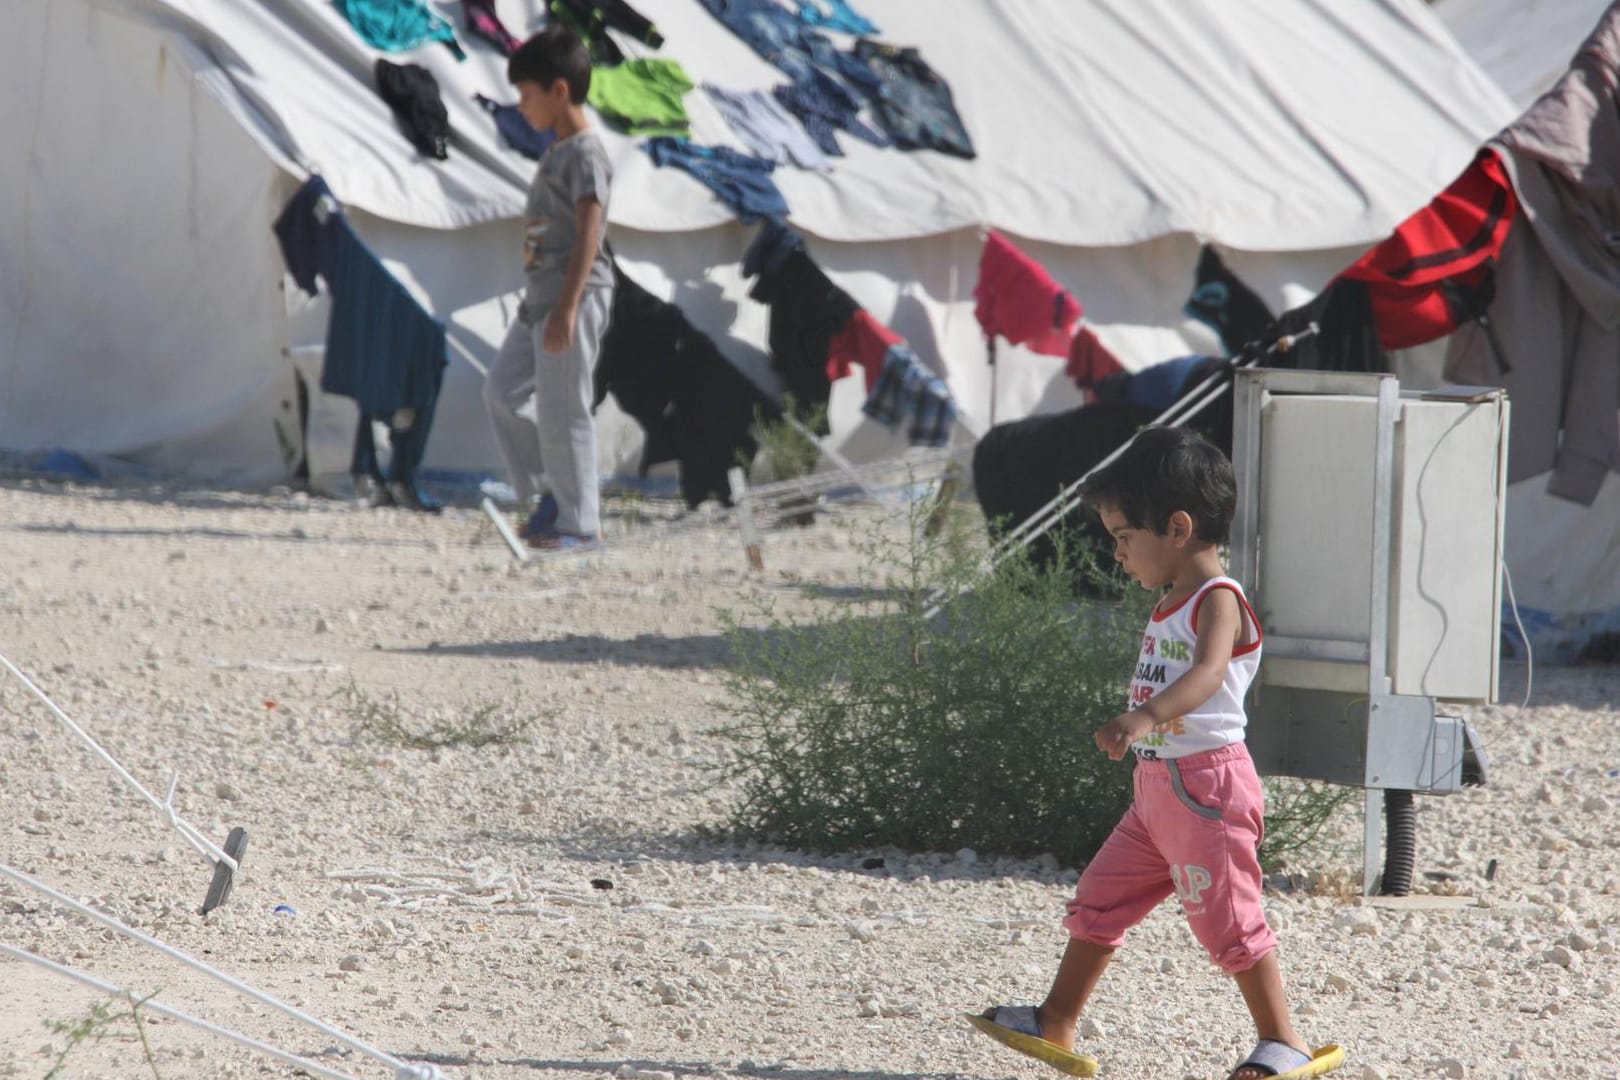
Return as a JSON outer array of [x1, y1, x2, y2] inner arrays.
[[1061, 742, 1277, 974]]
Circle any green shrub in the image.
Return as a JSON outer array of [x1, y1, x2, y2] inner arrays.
[[716, 512, 1361, 874], [751, 394, 827, 482], [715, 516, 1151, 867], [1258, 777, 1358, 874]]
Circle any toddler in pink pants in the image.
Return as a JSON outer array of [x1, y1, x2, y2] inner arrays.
[[972, 427, 1340, 1080]]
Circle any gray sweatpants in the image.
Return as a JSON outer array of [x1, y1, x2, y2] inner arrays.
[[483, 286, 613, 536]]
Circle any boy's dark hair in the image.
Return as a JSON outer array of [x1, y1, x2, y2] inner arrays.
[[508, 26, 591, 103], [1081, 426, 1236, 542]]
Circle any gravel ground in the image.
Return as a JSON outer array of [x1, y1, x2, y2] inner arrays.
[[0, 477, 1615, 1080]]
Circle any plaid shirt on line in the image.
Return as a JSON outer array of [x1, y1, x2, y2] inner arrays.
[[861, 346, 957, 448]]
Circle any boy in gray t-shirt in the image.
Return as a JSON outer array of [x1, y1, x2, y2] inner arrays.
[[483, 26, 614, 549]]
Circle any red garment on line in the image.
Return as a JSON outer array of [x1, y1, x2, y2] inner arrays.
[[973, 231, 1081, 357], [1066, 325, 1126, 390], [1339, 149, 1518, 350], [826, 309, 903, 392]]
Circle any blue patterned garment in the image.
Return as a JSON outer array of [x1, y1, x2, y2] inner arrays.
[[644, 138, 789, 222], [855, 40, 975, 159], [774, 76, 889, 156], [862, 346, 957, 448]]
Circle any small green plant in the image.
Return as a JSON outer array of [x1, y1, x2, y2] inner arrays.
[[340, 682, 536, 750], [715, 510, 1153, 867], [1258, 777, 1358, 873], [750, 394, 827, 483], [45, 992, 162, 1079]]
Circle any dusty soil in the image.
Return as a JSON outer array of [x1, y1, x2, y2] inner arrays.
[[0, 477, 1615, 1080]]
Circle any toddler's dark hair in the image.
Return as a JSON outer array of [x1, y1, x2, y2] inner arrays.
[[1080, 426, 1235, 543], [508, 26, 591, 103]]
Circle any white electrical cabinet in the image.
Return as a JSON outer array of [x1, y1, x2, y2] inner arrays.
[[1247, 377, 1508, 702], [1230, 369, 1508, 893]]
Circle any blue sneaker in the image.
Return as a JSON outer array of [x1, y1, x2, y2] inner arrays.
[[517, 493, 559, 538]]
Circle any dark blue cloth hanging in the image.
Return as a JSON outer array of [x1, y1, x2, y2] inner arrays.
[[474, 93, 557, 159], [273, 176, 447, 481], [644, 138, 789, 222], [855, 40, 975, 159]]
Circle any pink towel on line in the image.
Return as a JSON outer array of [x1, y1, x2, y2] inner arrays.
[[973, 231, 1081, 357]]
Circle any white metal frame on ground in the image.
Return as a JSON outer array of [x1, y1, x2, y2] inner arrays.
[[0, 650, 244, 911], [0, 862, 442, 1080]]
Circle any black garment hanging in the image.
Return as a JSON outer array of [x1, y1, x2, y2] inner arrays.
[[973, 401, 1151, 581], [553, 0, 663, 48], [973, 359, 1235, 580], [375, 59, 451, 159], [744, 225, 859, 430], [1265, 279, 1387, 375], [462, 0, 522, 54], [1183, 245, 1274, 355], [594, 264, 773, 508]]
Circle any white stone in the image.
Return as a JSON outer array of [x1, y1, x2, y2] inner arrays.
[[338, 954, 363, 972], [1335, 907, 1380, 936], [1438, 1057, 1466, 1077], [1079, 1017, 1107, 1040], [1542, 945, 1578, 968]]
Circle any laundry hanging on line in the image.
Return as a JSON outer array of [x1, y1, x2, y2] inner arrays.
[[645, 138, 788, 222], [594, 263, 771, 508], [1337, 152, 1517, 352], [375, 59, 451, 160], [974, 231, 1082, 357], [705, 84, 833, 170], [1091, 356, 1226, 415], [743, 218, 860, 427], [773, 73, 889, 156], [1065, 325, 1126, 392], [861, 347, 957, 448], [827, 309, 902, 392], [695, 0, 878, 98], [1441, 4, 1620, 504], [273, 175, 447, 490], [548, 0, 625, 64], [794, 0, 877, 36], [972, 401, 1150, 575], [1183, 246, 1275, 355], [590, 59, 694, 137], [855, 40, 974, 159], [336, 0, 465, 59], [474, 93, 557, 159], [461, 0, 522, 54], [553, 0, 664, 50]]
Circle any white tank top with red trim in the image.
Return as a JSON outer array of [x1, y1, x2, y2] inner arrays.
[[1127, 575, 1263, 761]]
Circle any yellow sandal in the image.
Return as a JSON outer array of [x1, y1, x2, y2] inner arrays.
[[965, 1007, 1099, 1077]]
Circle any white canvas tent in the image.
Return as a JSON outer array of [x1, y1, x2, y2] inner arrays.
[[2, 0, 1513, 492], [1439, 0, 1613, 109]]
